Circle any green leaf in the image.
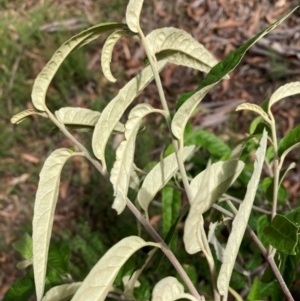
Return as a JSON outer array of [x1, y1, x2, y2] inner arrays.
[[171, 8, 297, 140], [12, 233, 33, 260], [231, 135, 261, 160], [263, 214, 298, 255], [257, 215, 270, 249], [11, 109, 48, 124], [48, 241, 70, 275], [217, 130, 268, 296], [262, 177, 288, 205], [3, 271, 35, 301], [278, 124, 300, 157], [32, 148, 81, 301], [249, 117, 271, 136], [286, 206, 300, 226]]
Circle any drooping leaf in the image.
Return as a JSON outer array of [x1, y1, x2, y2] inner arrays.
[[268, 81, 300, 112], [217, 130, 268, 296], [92, 60, 167, 170], [31, 22, 125, 111], [48, 241, 70, 275], [55, 107, 125, 133], [11, 109, 48, 124], [111, 104, 163, 214], [236, 103, 271, 124], [32, 149, 81, 301], [146, 28, 218, 73], [42, 283, 82, 301], [126, 0, 144, 33], [71, 236, 158, 301], [184, 160, 245, 254], [171, 8, 297, 140], [101, 30, 135, 82], [279, 162, 296, 186], [12, 233, 33, 260], [278, 124, 300, 157], [263, 214, 298, 255], [137, 145, 196, 217]]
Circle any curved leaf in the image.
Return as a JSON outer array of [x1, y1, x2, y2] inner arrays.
[[55, 107, 124, 132], [278, 124, 300, 157], [268, 81, 300, 112], [110, 104, 163, 214], [92, 60, 167, 170], [184, 160, 245, 254], [217, 130, 268, 296], [236, 103, 271, 124], [126, 0, 144, 33], [32, 149, 81, 301], [101, 30, 134, 82], [11, 109, 48, 124], [146, 28, 218, 73], [172, 8, 297, 141], [71, 236, 158, 301], [42, 283, 82, 301], [137, 145, 196, 217], [32, 22, 125, 111]]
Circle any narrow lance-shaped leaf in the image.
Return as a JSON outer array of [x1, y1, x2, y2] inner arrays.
[[137, 145, 196, 218], [217, 130, 268, 297], [32, 22, 125, 111], [11, 109, 48, 124], [33, 149, 82, 301], [55, 107, 124, 132], [110, 104, 164, 214], [146, 28, 219, 73], [184, 160, 245, 254], [41, 283, 82, 301], [71, 236, 159, 301], [126, 0, 144, 33], [236, 103, 271, 124], [171, 7, 297, 141], [278, 124, 300, 157], [92, 60, 167, 170], [101, 30, 135, 82], [268, 81, 300, 113]]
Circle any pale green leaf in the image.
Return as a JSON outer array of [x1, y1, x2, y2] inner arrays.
[[32, 23, 125, 111], [137, 145, 196, 217], [11, 109, 48, 124], [217, 130, 268, 297], [32, 149, 81, 301], [129, 169, 140, 191], [126, 0, 144, 33], [71, 236, 158, 301], [42, 283, 82, 301], [55, 107, 125, 132], [268, 81, 300, 112], [184, 160, 245, 254], [236, 103, 271, 124], [101, 30, 135, 82], [17, 259, 33, 270], [110, 104, 163, 214], [146, 28, 218, 74], [92, 60, 167, 170], [12, 233, 33, 260]]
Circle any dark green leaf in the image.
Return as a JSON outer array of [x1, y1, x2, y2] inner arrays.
[[263, 214, 298, 255], [278, 124, 300, 157], [48, 241, 70, 275], [12, 233, 33, 260], [286, 206, 300, 226], [262, 177, 288, 204], [257, 215, 270, 249]]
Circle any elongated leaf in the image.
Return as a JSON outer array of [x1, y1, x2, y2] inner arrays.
[[184, 160, 245, 254], [263, 214, 298, 255], [11, 109, 48, 124], [278, 124, 300, 157], [231, 135, 260, 160], [42, 283, 82, 301], [101, 30, 134, 82], [32, 23, 125, 111], [137, 145, 196, 216], [71, 236, 158, 301], [111, 104, 163, 214], [126, 0, 143, 33], [236, 103, 271, 124], [33, 148, 81, 301], [12, 233, 33, 260], [92, 60, 167, 170], [55, 107, 124, 132], [146, 28, 218, 73], [217, 130, 268, 296], [268, 81, 300, 112], [172, 8, 297, 140]]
